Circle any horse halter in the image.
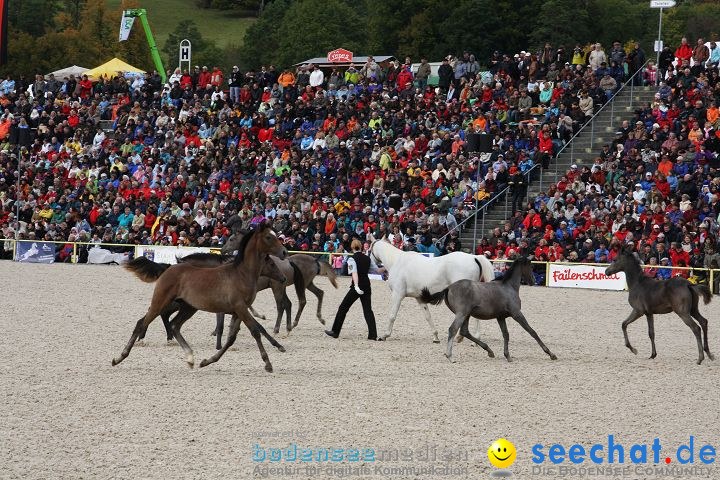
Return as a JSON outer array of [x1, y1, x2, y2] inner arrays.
[[369, 239, 384, 268]]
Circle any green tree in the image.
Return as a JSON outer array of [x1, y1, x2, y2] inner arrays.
[[529, 0, 591, 50], [238, 0, 289, 68], [8, 0, 57, 36], [664, 1, 720, 47], [272, 0, 367, 66]]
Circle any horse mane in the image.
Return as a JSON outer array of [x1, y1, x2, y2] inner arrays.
[[233, 226, 259, 265], [495, 257, 529, 283], [180, 252, 231, 263]]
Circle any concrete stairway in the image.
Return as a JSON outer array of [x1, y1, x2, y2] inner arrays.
[[459, 85, 656, 251]]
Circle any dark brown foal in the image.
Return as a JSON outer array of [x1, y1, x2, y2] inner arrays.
[[112, 223, 288, 372]]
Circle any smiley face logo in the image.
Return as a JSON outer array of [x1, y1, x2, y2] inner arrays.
[[488, 438, 516, 468]]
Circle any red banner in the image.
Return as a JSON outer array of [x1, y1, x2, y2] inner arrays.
[[326, 48, 353, 64]]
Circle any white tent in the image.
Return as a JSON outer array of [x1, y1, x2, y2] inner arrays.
[[46, 65, 88, 80]]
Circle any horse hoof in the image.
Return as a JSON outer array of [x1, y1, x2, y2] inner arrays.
[[432, 338, 440, 344], [265, 364, 274, 373], [318, 317, 326, 325], [199, 359, 209, 368], [278, 345, 286, 353], [505, 355, 513, 362], [273, 329, 280, 335], [629, 347, 638, 355], [487, 350, 495, 358], [708, 353, 715, 361], [111, 358, 119, 366], [697, 359, 703, 365], [649, 354, 657, 360], [136, 340, 146, 347], [445, 354, 456, 363], [549, 353, 557, 360]]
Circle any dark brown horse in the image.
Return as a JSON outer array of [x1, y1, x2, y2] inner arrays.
[[127, 253, 286, 344], [112, 223, 288, 372], [605, 248, 713, 365]]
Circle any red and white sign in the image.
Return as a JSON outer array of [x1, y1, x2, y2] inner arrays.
[[548, 263, 626, 291], [327, 48, 353, 63]]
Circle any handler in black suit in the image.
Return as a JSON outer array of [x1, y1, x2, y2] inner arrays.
[[325, 239, 378, 340]]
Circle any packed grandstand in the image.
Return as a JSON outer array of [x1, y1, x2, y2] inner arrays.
[[0, 39, 719, 284]]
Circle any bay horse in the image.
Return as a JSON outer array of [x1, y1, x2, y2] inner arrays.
[[605, 248, 713, 365], [420, 257, 556, 363], [367, 234, 495, 342], [222, 232, 339, 335], [244, 254, 339, 334], [126, 253, 286, 345], [112, 223, 288, 372]]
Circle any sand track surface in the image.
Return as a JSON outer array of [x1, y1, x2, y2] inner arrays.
[[1, 262, 719, 479]]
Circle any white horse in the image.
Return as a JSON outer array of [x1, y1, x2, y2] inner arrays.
[[368, 234, 495, 342]]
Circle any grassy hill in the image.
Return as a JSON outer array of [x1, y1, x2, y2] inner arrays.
[[106, 0, 254, 50]]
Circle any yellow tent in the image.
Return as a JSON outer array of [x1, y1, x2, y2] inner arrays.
[[85, 58, 145, 81]]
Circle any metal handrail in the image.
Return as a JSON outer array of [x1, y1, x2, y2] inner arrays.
[[549, 58, 652, 190], [435, 162, 540, 248], [435, 59, 653, 253]]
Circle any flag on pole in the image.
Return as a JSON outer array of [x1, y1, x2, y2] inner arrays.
[[119, 12, 135, 42]]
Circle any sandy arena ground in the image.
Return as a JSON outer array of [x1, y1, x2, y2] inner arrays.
[[1, 262, 720, 479]]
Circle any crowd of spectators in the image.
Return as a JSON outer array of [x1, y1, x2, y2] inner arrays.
[[0, 38, 717, 280], [483, 38, 720, 286]]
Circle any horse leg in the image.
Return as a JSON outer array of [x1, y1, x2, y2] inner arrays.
[[445, 314, 465, 363], [621, 309, 643, 355], [497, 317, 511, 362], [169, 305, 199, 368], [307, 282, 326, 325], [215, 313, 225, 350], [199, 314, 242, 368], [458, 316, 495, 358], [691, 306, 714, 360], [248, 305, 267, 321], [162, 312, 174, 342], [677, 312, 705, 365], [291, 287, 308, 330], [417, 298, 440, 343], [112, 307, 163, 366], [251, 317, 286, 353], [244, 315, 275, 373], [646, 314, 657, 360], [457, 318, 480, 344], [378, 291, 404, 341], [272, 290, 284, 334], [512, 312, 556, 360]]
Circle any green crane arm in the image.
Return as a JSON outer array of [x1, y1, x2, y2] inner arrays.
[[124, 9, 167, 84]]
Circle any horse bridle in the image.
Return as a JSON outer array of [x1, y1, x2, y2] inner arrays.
[[369, 239, 384, 268]]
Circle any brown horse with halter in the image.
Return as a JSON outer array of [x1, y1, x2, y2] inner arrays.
[[126, 253, 286, 344], [111, 222, 288, 372]]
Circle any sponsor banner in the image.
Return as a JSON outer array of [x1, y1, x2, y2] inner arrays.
[[548, 263, 625, 290], [119, 13, 135, 41], [15, 241, 56, 263], [136, 245, 212, 264], [327, 48, 353, 63]]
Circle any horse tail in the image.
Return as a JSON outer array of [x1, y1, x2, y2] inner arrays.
[[475, 256, 494, 282], [691, 284, 712, 305], [316, 258, 339, 288], [290, 261, 306, 302], [125, 256, 171, 283], [419, 287, 447, 306]]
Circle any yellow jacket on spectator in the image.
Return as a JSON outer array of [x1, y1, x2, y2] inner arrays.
[[379, 151, 392, 171], [369, 117, 382, 130], [39, 206, 54, 219], [344, 70, 360, 84]]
